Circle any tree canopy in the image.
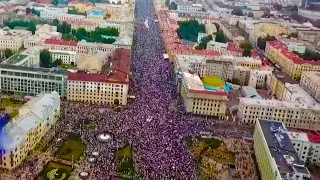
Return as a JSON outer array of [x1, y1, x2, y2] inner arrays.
[[62, 27, 119, 43], [242, 48, 251, 57], [4, 20, 37, 34], [257, 35, 276, 50], [31, 8, 40, 16], [4, 48, 12, 59], [215, 31, 225, 43], [232, 7, 243, 16], [247, 12, 254, 17], [165, 0, 177, 10], [40, 49, 52, 68], [177, 20, 205, 42], [196, 35, 213, 50], [240, 43, 253, 50], [293, 50, 320, 61]]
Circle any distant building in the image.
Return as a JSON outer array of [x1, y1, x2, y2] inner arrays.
[[67, 49, 130, 105], [254, 120, 312, 180], [0, 64, 66, 96], [176, 3, 202, 12], [0, 91, 60, 170], [50, 50, 77, 65], [280, 39, 306, 54], [67, 1, 95, 13], [300, 71, 320, 103], [241, 86, 262, 99]]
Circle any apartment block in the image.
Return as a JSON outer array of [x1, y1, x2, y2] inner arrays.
[[0, 28, 32, 52], [288, 131, 320, 166], [49, 50, 77, 65], [254, 120, 312, 180], [67, 49, 130, 105], [40, 10, 86, 22], [269, 71, 298, 100], [177, 72, 229, 116], [265, 41, 320, 80], [0, 91, 60, 170], [300, 71, 320, 103], [248, 67, 273, 89], [0, 64, 66, 96], [176, 3, 202, 12]]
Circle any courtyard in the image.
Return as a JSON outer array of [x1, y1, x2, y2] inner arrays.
[[115, 145, 137, 179], [0, 97, 25, 118], [56, 134, 86, 162]]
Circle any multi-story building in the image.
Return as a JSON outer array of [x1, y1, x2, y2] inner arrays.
[[206, 41, 227, 51], [298, 8, 320, 20], [298, 30, 320, 43], [280, 39, 306, 54], [67, 1, 95, 13], [40, 10, 86, 22], [288, 131, 320, 165], [254, 119, 312, 180], [87, 8, 105, 21], [44, 39, 78, 52], [95, 3, 135, 22], [32, 5, 68, 13], [0, 91, 60, 170], [0, 64, 66, 96], [238, 93, 320, 129], [248, 67, 273, 89], [269, 71, 298, 100], [241, 86, 262, 99], [220, 21, 245, 45], [1, 47, 41, 67], [249, 23, 287, 46], [50, 50, 77, 65], [265, 41, 320, 80], [220, 14, 242, 26], [300, 71, 320, 103], [0, 28, 32, 52], [24, 24, 62, 49], [177, 72, 229, 116], [210, 2, 233, 14], [176, 3, 202, 12], [67, 48, 130, 105]]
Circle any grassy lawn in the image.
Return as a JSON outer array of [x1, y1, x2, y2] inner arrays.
[[56, 134, 86, 161], [40, 161, 73, 180], [5, 54, 27, 64], [116, 146, 137, 179]]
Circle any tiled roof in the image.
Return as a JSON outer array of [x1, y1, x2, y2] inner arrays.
[[268, 40, 320, 65], [307, 132, 320, 144], [44, 39, 78, 46]]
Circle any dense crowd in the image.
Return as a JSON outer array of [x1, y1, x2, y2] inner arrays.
[[8, 0, 257, 179]]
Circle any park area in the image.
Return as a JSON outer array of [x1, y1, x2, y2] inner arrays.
[[39, 161, 73, 180], [115, 145, 137, 179], [0, 97, 25, 118], [186, 136, 236, 180], [56, 134, 86, 162]]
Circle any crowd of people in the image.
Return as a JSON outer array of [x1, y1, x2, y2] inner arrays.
[[8, 0, 258, 179]]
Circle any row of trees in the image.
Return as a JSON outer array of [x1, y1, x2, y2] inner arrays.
[[177, 20, 205, 42], [4, 20, 37, 34], [62, 27, 119, 44], [240, 43, 253, 57], [40, 50, 62, 68]]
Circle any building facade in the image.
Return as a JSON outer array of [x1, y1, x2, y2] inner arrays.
[[50, 50, 77, 65], [300, 71, 320, 103], [254, 120, 312, 180], [0, 64, 66, 96], [0, 91, 60, 170]]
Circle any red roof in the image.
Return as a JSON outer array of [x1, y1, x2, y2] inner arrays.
[[268, 40, 320, 66], [67, 72, 128, 84], [307, 132, 320, 143], [44, 39, 78, 47]]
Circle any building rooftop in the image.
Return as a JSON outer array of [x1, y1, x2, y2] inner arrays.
[[273, 71, 298, 84], [0, 64, 66, 75], [4, 54, 28, 64], [242, 86, 262, 99], [240, 97, 320, 110], [302, 71, 320, 85], [284, 84, 319, 108], [44, 39, 78, 46], [268, 41, 320, 65], [287, 131, 310, 142], [259, 120, 312, 179]]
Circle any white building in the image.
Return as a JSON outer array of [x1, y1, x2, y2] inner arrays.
[[220, 13, 242, 26], [298, 8, 320, 21], [177, 3, 202, 12], [0, 64, 66, 96], [32, 5, 68, 13], [206, 40, 228, 51], [40, 10, 86, 22], [248, 67, 273, 89], [49, 50, 77, 65], [300, 71, 320, 103], [280, 39, 306, 54], [0, 91, 60, 170], [237, 96, 320, 130], [288, 131, 320, 165]]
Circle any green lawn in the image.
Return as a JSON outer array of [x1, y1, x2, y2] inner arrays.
[[116, 146, 137, 179], [40, 161, 73, 180], [56, 134, 86, 161]]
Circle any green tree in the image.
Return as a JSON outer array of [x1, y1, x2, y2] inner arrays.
[[4, 48, 12, 59], [177, 20, 205, 42], [242, 48, 251, 57], [215, 31, 225, 43], [196, 35, 213, 50], [40, 49, 51, 68], [213, 22, 220, 31], [31, 8, 40, 16], [62, 34, 76, 41], [102, 38, 116, 44], [247, 12, 254, 17], [232, 7, 243, 16], [240, 42, 253, 50], [62, 21, 71, 34], [54, 58, 63, 66]]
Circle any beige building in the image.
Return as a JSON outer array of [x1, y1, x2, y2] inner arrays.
[[300, 71, 320, 103], [177, 72, 228, 116], [0, 91, 60, 170], [50, 50, 77, 65], [0, 28, 32, 52], [67, 49, 130, 105], [269, 71, 298, 100]]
